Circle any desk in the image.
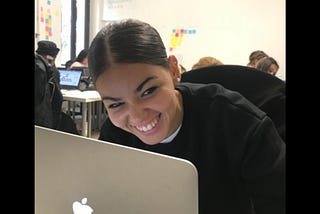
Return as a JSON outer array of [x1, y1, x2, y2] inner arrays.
[[61, 89, 101, 137]]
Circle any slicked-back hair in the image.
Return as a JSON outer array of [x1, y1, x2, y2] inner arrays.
[[88, 19, 169, 83]]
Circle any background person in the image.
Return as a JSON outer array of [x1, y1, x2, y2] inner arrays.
[[66, 49, 89, 69], [35, 40, 63, 129], [247, 50, 268, 67], [35, 40, 79, 135], [191, 56, 223, 69], [255, 56, 279, 76]]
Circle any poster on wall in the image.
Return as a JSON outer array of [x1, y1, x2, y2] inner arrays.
[[101, 0, 285, 78], [36, 0, 61, 45], [166, 28, 197, 70], [35, 0, 62, 63], [102, 0, 199, 70]]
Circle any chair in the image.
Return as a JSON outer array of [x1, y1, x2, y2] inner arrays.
[[181, 65, 286, 142]]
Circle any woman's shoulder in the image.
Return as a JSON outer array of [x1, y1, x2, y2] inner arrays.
[[176, 82, 245, 102], [177, 82, 266, 120]]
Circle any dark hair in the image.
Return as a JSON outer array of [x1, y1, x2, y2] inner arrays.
[[88, 19, 169, 83], [76, 49, 89, 63]]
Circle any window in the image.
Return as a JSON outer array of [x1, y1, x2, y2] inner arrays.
[[60, 0, 89, 67]]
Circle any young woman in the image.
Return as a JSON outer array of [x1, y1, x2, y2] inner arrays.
[[88, 19, 285, 214]]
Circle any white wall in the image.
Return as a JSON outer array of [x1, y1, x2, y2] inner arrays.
[[90, 0, 285, 80]]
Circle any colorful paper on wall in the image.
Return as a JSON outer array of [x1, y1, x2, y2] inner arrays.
[[169, 28, 196, 52]]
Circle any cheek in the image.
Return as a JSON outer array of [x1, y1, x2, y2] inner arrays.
[[102, 102, 126, 128], [107, 110, 127, 129], [103, 88, 176, 128], [148, 89, 176, 112]]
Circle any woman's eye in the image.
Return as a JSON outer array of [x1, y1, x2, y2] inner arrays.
[[142, 87, 157, 97], [108, 102, 124, 109]]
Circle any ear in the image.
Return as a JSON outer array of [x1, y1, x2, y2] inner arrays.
[[168, 55, 181, 84]]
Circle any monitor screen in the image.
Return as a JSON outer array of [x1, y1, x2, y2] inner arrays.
[[59, 69, 82, 88]]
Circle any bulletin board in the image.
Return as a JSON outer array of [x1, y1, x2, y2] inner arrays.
[[35, 0, 61, 63], [102, 0, 285, 79]]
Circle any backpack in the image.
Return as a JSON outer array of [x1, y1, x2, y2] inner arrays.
[[34, 53, 56, 128]]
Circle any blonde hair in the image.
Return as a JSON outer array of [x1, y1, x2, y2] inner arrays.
[[192, 56, 223, 70], [247, 50, 268, 67]]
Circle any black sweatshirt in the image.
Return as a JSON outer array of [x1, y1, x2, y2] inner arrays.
[[99, 82, 286, 214]]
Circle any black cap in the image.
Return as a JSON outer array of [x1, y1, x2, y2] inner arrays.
[[36, 40, 60, 57]]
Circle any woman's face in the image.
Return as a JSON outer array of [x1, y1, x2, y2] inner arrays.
[[95, 62, 183, 145]]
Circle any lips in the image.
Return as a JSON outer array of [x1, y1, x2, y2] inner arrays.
[[135, 114, 161, 132]]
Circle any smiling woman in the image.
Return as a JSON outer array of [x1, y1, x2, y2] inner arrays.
[[87, 18, 285, 214]]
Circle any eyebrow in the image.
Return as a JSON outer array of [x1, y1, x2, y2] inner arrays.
[[101, 76, 158, 101], [101, 96, 121, 101], [135, 76, 157, 92]]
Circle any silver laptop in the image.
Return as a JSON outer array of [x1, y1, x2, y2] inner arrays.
[[35, 126, 198, 214]]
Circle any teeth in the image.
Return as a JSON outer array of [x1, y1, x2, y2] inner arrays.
[[136, 118, 159, 132]]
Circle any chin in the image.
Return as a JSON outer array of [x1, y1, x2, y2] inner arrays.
[[139, 136, 162, 145]]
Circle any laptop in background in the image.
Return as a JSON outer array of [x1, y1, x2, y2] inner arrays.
[[58, 68, 82, 90], [71, 66, 90, 79], [35, 126, 199, 214], [69, 67, 95, 91]]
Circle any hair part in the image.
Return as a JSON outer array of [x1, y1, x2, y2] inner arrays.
[[88, 19, 169, 83]]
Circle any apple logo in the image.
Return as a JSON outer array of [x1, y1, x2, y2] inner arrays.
[[72, 197, 93, 214]]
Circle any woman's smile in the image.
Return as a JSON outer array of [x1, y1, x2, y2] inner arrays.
[[132, 113, 161, 133]]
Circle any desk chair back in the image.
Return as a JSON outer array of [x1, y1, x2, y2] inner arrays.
[[181, 65, 286, 142]]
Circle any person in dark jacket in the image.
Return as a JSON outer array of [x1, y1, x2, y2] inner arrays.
[[35, 40, 79, 135], [88, 19, 285, 214], [35, 40, 63, 129]]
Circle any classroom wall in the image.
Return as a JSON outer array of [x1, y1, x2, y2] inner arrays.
[[34, 0, 285, 80], [89, 0, 285, 80]]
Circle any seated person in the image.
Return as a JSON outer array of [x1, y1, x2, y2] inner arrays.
[[68, 49, 89, 69], [35, 40, 62, 129], [35, 40, 79, 135], [247, 50, 268, 67], [255, 56, 279, 76]]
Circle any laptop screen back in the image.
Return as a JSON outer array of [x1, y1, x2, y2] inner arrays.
[[35, 126, 199, 214], [71, 66, 90, 78], [58, 69, 82, 89]]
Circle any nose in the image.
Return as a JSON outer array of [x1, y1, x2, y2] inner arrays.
[[127, 103, 147, 124]]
